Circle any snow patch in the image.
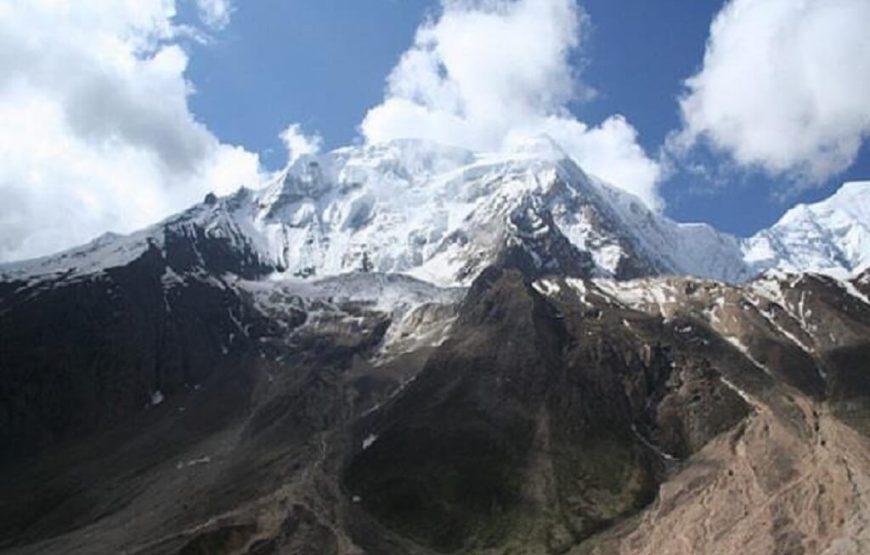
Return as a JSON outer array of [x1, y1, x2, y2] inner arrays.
[[362, 433, 378, 450], [746, 295, 813, 354], [631, 424, 678, 462], [150, 390, 164, 406], [176, 456, 211, 470], [719, 377, 762, 412], [838, 278, 870, 306], [724, 336, 773, 377], [532, 278, 562, 297]]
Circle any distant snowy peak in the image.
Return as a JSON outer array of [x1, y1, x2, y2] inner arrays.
[[744, 181, 870, 278]]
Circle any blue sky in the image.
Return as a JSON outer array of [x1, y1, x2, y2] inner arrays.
[[178, 0, 432, 159], [1, 0, 868, 261], [176, 0, 869, 236]]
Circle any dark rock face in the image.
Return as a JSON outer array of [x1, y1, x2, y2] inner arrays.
[[499, 197, 595, 281], [0, 228, 274, 463], [856, 270, 870, 296], [0, 274, 383, 553], [161, 211, 275, 279], [345, 270, 556, 551], [343, 267, 750, 553]]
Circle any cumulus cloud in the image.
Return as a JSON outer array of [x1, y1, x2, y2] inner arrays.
[[676, 0, 870, 183], [280, 124, 323, 164], [360, 0, 662, 209], [0, 0, 260, 262]]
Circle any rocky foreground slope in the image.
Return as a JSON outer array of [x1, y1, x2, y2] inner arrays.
[[1, 140, 870, 554]]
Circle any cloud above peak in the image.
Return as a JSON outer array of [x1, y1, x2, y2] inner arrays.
[[360, 0, 662, 210], [0, 0, 260, 262], [676, 0, 870, 184], [280, 124, 323, 164]]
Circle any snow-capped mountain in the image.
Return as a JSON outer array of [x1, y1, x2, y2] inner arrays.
[[253, 137, 753, 284], [1, 139, 868, 287], [743, 181, 870, 277], [5, 139, 870, 555], [0, 138, 740, 285]]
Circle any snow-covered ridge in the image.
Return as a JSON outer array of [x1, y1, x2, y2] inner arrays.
[[206, 138, 752, 284], [1, 139, 868, 287]]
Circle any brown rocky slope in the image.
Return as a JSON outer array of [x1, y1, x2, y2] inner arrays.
[[1, 251, 870, 553]]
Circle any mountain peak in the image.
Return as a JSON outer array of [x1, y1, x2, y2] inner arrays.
[[779, 180, 870, 225], [818, 180, 870, 223], [744, 180, 870, 277], [503, 134, 570, 161]]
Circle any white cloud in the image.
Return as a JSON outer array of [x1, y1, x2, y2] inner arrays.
[[676, 0, 870, 183], [0, 0, 260, 262], [360, 0, 662, 209], [195, 0, 233, 30], [280, 124, 323, 164]]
